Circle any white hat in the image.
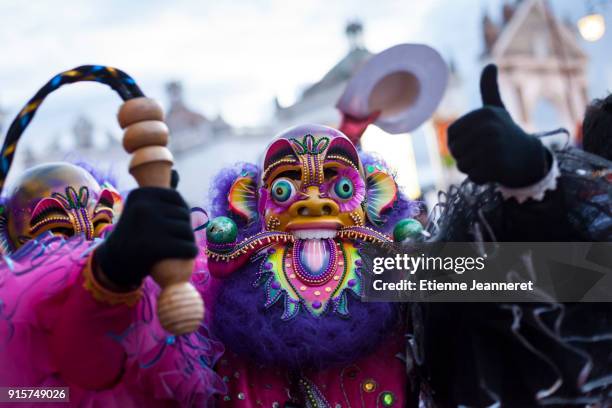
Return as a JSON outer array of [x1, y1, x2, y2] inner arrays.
[[337, 44, 448, 134]]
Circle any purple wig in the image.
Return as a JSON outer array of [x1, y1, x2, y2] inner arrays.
[[70, 159, 118, 188], [211, 261, 400, 371]]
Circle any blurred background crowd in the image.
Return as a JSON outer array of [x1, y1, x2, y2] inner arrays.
[[0, 0, 610, 209]]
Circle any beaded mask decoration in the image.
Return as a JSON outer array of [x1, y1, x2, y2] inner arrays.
[[0, 162, 120, 253]]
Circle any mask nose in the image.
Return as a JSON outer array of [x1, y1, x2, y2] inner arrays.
[[291, 186, 340, 217]]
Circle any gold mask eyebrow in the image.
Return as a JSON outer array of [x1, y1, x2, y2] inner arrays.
[[262, 155, 300, 183], [29, 199, 72, 235], [93, 206, 114, 220], [324, 154, 359, 171]]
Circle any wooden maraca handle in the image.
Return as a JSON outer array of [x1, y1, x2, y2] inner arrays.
[[118, 97, 204, 336]]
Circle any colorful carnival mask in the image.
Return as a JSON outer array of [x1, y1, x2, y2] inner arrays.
[[260, 125, 366, 236], [0, 162, 121, 252], [208, 125, 406, 319], [227, 124, 398, 234]]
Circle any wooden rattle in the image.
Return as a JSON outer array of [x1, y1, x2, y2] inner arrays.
[[118, 97, 204, 335]]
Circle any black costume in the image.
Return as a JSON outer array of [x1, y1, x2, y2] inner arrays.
[[412, 66, 612, 407]]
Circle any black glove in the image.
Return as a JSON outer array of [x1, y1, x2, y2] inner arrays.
[[448, 64, 551, 188], [94, 187, 197, 289]]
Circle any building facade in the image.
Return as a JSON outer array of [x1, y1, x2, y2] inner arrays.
[[482, 0, 589, 142]]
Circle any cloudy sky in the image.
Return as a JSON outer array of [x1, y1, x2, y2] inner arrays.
[[0, 0, 610, 152]]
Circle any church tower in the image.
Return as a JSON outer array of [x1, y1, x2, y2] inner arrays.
[[482, 0, 588, 141]]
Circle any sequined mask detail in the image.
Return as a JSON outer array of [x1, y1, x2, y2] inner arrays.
[[288, 134, 330, 188], [254, 239, 363, 320], [30, 186, 94, 239], [293, 239, 337, 285]]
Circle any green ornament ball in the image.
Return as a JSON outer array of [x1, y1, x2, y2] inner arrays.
[[392, 218, 423, 242], [380, 391, 395, 406], [206, 216, 238, 244]]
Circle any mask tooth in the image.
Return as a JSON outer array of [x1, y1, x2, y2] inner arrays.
[[293, 229, 338, 240]]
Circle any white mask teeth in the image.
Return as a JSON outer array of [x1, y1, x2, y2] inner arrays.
[[293, 229, 337, 240]]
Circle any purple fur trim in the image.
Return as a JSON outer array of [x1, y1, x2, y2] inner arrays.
[[68, 158, 118, 188], [212, 261, 399, 371], [359, 151, 420, 234], [209, 162, 261, 241], [383, 192, 422, 233]]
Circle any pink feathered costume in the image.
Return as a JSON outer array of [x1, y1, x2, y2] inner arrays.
[[0, 233, 224, 407]]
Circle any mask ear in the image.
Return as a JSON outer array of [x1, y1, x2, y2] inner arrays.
[[100, 182, 123, 217], [228, 171, 259, 224], [365, 167, 398, 226], [0, 204, 10, 255]]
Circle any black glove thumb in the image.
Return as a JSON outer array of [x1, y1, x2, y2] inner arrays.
[[480, 64, 506, 109]]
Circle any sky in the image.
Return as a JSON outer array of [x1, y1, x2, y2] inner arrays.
[[0, 0, 610, 153]]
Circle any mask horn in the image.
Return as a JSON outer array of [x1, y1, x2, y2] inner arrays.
[[337, 44, 449, 143]]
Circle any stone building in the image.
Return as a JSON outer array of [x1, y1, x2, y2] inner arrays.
[[165, 81, 232, 156], [274, 21, 372, 130]]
